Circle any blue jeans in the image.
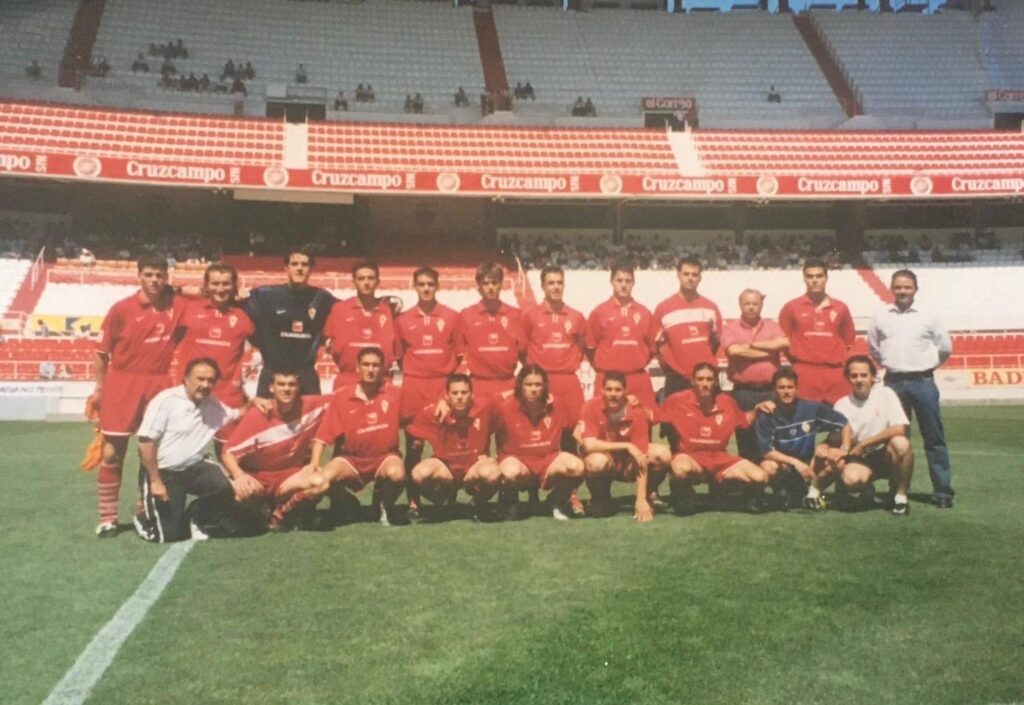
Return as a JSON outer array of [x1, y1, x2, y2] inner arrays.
[[886, 375, 954, 499]]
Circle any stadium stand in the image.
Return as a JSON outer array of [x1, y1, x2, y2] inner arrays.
[[495, 7, 845, 127], [810, 10, 990, 125], [0, 258, 32, 319], [89, 0, 483, 116], [979, 0, 1024, 90], [0, 0, 78, 88]]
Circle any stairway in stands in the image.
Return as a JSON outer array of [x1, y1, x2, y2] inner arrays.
[[472, 7, 509, 95], [59, 0, 106, 89], [792, 13, 861, 118]]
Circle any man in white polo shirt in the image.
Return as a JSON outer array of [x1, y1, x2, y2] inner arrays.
[[134, 357, 264, 542], [833, 355, 914, 516]]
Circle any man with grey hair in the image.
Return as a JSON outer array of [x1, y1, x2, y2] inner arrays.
[[720, 288, 789, 461]]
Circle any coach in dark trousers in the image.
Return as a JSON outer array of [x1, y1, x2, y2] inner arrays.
[[135, 358, 251, 542], [868, 269, 954, 508], [721, 289, 789, 462]]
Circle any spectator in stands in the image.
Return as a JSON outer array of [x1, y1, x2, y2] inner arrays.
[[404, 95, 414, 113], [199, 73, 210, 92], [584, 97, 596, 117], [175, 39, 188, 59], [184, 73, 199, 91], [39, 361, 57, 380], [231, 76, 248, 97], [295, 64, 308, 84], [413, 93, 424, 114], [334, 91, 349, 111], [160, 57, 176, 78], [37, 320, 51, 338], [366, 84, 375, 102], [158, 74, 175, 90], [356, 83, 367, 102], [454, 86, 469, 107], [524, 81, 535, 100], [514, 82, 524, 100], [59, 364, 73, 380], [572, 97, 585, 116], [89, 57, 110, 78], [78, 247, 96, 267], [132, 53, 150, 73], [26, 60, 42, 80], [149, 42, 160, 57], [243, 61, 255, 80], [221, 59, 235, 81], [768, 85, 782, 103]]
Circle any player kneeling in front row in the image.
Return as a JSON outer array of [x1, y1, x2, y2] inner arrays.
[[575, 371, 669, 522], [220, 370, 334, 532], [755, 367, 851, 511], [659, 362, 773, 514], [496, 364, 584, 521], [311, 347, 406, 527], [833, 355, 914, 515], [405, 373, 501, 522], [135, 358, 267, 542]]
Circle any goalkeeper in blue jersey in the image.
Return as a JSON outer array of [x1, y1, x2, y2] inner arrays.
[[755, 367, 851, 511]]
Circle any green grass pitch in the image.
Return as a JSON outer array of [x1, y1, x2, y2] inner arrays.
[[1, 406, 1022, 705]]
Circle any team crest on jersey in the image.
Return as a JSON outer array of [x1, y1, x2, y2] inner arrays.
[[543, 417, 552, 429], [801, 421, 812, 433], [500, 316, 509, 329], [308, 307, 317, 321], [379, 314, 387, 327], [367, 411, 379, 424], [423, 334, 434, 346], [292, 321, 303, 333], [228, 315, 238, 328], [829, 310, 837, 322], [563, 320, 572, 334], [437, 319, 445, 332], [715, 414, 723, 425], [488, 332, 499, 345], [633, 312, 641, 325], [380, 400, 389, 414]]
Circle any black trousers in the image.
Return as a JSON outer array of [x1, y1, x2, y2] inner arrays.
[[138, 459, 233, 542]]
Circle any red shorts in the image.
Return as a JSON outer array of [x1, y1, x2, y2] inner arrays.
[[250, 466, 304, 497], [336, 452, 402, 487], [470, 376, 514, 404], [595, 370, 657, 413], [401, 375, 446, 420], [99, 369, 173, 436], [680, 450, 747, 483], [433, 456, 488, 486], [499, 452, 559, 489], [548, 372, 584, 422], [793, 363, 849, 405]]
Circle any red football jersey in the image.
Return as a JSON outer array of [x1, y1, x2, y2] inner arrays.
[[458, 301, 522, 379], [658, 389, 749, 455], [653, 293, 722, 380], [495, 394, 571, 459], [586, 297, 657, 373], [325, 297, 398, 376], [97, 290, 188, 375], [178, 300, 254, 405], [521, 302, 586, 374], [397, 302, 462, 378], [577, 397, 650, 452], [315, 382, 401, 458], [226, 394, 333, 471], [407, 400, 496, 471], [779, 295, 855, 366]]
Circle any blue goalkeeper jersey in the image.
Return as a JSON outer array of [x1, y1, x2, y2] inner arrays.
[[754, 398, 847, 462]]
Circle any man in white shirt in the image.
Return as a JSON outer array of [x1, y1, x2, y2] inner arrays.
[[868, 269, 954, 508], [834, 355, 914, 516], [134, 357, 254, 542]]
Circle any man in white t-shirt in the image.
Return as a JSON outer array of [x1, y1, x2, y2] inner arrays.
[[833, 355, 914, 516]]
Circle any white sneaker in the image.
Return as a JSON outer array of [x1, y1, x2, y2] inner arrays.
[[378, 502, 393, 528], [95, 521, 118, 539], [552, 506, 570, 522], [189, 520, 210, 541]]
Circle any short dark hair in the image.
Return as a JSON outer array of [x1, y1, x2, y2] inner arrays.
[[691, 361, 718, 381], [203, 263, 238, 289], [891, 269, 918, 287], [539, 265, 564, 284], [184, 356, 221, 381], [356, 345, 385, 363], [412, 266, 439, 285], [772, 367, 798, 387], [677, 257, 702, 272], [446, 372, 473, 392], [270, 369, 300, 382], [475, 262, 505, 285], [283, 246, 316, 268], [603, 371, 627, 388], [137, 254, 167, 272], [802, 259, 828, 274], [352, 260, 380, 278], [610, 261, 635, 279], [515, 363, 549, 404], [844, 354, 877, 378]]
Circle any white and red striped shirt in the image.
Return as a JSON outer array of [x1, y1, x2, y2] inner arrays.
[[225, 395, 333, 471]]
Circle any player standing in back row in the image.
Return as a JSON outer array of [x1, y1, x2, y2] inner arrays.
[[458, 262, 522, 402]]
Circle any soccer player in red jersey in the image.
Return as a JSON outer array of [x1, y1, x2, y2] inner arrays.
[[221, 370, 333, 531], [406, 373, 501, 521], [89, 254, 188, 537], [575, 371, 670, 522], [495, 364, 584, 521], [778, 260, 856, 405], [586, 261, 659, 412], [521, 266, 587, 423], [458, 262, 522, 402], [653, 257, 723, 398], [312, 346, 405, 526], [178, 264, 255, 446], [324, 261, 398, 391], [659, 362, 771, 514]]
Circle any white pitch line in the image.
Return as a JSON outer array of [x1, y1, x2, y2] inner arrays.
[[42, 540, 195, 705]]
